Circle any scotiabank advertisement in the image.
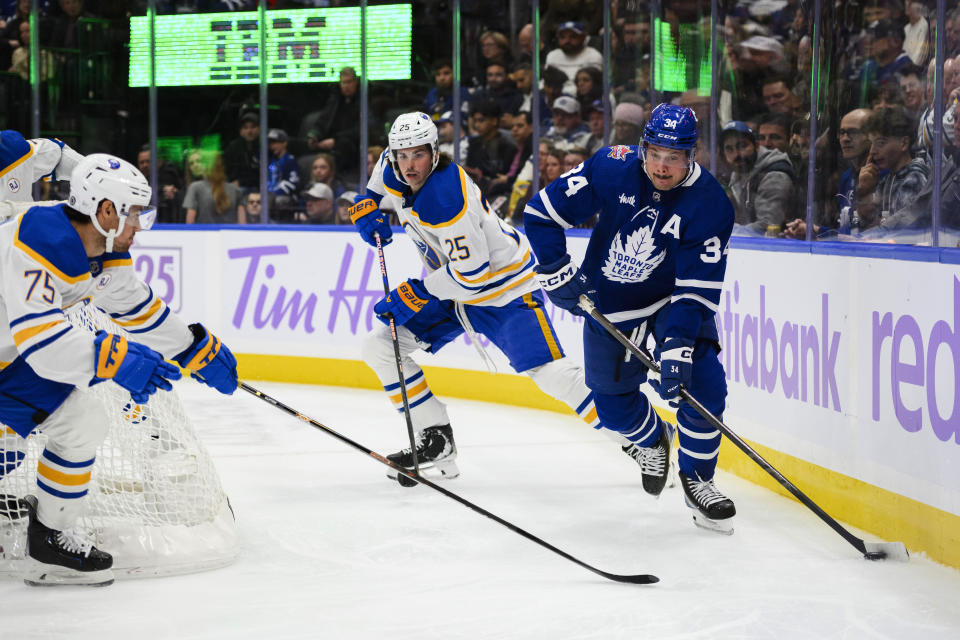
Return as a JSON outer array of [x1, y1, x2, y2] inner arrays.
[[131, 228, 960, 518]]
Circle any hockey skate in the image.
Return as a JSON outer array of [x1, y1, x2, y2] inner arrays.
[[22, 496, 114, 587], [387, 425, 459, 487], [622, 423, 671, 497], [679, 472, 736, 535]]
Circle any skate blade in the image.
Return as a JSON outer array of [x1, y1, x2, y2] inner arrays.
[[387, 458, 460, 484], [691, 512, 734, 535], [23, 562, 115, 587]]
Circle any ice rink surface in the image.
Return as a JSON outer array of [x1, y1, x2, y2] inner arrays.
[[2, 380, 959, 640]]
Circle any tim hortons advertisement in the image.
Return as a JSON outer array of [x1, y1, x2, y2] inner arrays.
[[131, 229, 959, 515]]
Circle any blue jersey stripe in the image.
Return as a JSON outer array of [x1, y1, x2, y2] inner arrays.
[[125, 306, 170, 334], [9, 308, 62, 328], [20, 326, 72, 361], [42, 449, 95, 468], [384, 369, 424, 392], [37, 479, 88, 500], [110, 289, 154, 319]]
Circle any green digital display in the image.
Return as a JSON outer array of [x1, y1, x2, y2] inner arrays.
[[652, 17, 712, 94], [129, 5, 411, 87]]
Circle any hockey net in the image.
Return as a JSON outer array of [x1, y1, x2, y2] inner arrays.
[[0, 302, 239, 578]]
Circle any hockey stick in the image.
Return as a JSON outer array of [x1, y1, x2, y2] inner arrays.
[[239, 381, 658, 584], [578, 296, 909, 562], [374, 232, 421, 483]]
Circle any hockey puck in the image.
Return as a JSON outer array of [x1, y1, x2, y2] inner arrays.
[[863, 551, 886, 561], [397, 474, 419, 488]]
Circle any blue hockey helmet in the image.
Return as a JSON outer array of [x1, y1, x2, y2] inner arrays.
[[642, 103, 699, 151]]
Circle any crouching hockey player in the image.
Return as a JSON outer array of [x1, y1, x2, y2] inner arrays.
[[0, 154, 238, 585], [349, 112, 648, 485], [523, 104, 738, 533]]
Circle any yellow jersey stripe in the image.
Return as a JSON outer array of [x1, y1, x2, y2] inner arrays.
[[14, 217, 91, 285], [37, 462, 92, 486], [524, 293, 563, 361], [409, 166, 470, 229], [453, 250, 532, 285], [113, 297, 163, 327], [0, 141, 34, 178], [13, 319, 66, 346], [464, 271, 536, 305], [102, 257, 133, 269], [583, 407, 598, 424], [390, 379, 429, 404]]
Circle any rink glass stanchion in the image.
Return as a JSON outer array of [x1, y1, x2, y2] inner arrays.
[[577, 295, 909, 562], [237, 381, 659, 584], [374, 231, 421, 482]]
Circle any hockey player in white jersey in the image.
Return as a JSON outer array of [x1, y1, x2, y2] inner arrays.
[[524, 104, 738, 533], [0, 129, 85, 218], [0, 154, 239, 585], [350, 112, 624, 484]]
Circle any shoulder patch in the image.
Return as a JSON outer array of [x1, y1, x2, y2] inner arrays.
[[412, 164, 468, 227], [607, 145, 635, 161], [0, 130, 33, 179], [15, 205, 91, 283]]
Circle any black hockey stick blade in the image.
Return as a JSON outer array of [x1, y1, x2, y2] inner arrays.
[[239, 382, 659, 585], [862, 541, 910, 562], [578, 296, 910, 563]]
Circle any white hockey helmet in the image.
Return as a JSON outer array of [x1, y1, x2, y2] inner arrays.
[[387, 111, 440, 184], [69, 153, 155, 252]]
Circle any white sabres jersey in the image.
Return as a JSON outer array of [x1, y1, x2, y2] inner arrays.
[[1, 129, 81, 202], [0, 204, 193, 390], [359, 152, 539, 307]]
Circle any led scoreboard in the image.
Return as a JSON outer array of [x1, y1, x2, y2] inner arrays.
[[129, 5, 412, 87]]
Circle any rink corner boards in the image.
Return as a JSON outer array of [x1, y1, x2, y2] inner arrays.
[[235, 352, 960, 571]]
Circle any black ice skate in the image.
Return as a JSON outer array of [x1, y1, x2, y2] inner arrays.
[[23, 495, 114, 587], [387, 425, 459, 487], [679, 472, 736, 535], [622, 423, 671, 497]]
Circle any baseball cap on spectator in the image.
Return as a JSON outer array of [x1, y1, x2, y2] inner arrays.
[[557, 21, 585, 35], [739, 35, 784, 57], [240, 112, 259, 125], [306, 128, 321, 140], [437, 111, 454, 124], [304, 183, 333, 200], [614, 102, 645, 127], [337, 190, 359, 205], [719, 121, 756, 145], [552, 95, 580, 114], [267, 128, 288, 142]]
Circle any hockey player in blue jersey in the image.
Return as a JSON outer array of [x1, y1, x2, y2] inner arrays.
[[349, 112, 641, 484], [524, 103, 738, 533], [0, 154, 239, 585]]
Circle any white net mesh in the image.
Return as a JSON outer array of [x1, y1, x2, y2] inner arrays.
[[0, 302, 239, 578]]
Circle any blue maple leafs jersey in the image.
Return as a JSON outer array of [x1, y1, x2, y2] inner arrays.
[[524, 145, 734, 343]]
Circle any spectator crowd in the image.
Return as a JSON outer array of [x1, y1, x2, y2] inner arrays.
[[3, 0, 959, 242]]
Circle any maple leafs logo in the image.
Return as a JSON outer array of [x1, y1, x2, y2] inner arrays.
[[601, 226, 665, 283]]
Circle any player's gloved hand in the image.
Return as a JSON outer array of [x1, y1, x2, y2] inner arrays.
[[349, 198, 392, 247], [651, 338, 694, 407], [534, 255, 595, 317], [174, 323, 238, 395], [374, 278, 434, 326], [91, 331, 182, 404]]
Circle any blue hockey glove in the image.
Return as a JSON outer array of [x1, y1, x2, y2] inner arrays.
[[652, 338, 694, 407], [174, 324, 238, 395], [374, 279, 434, 326], [534, 255, 595, 317], [349, 198, 392, 247], [92, 331, 182, 404]]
